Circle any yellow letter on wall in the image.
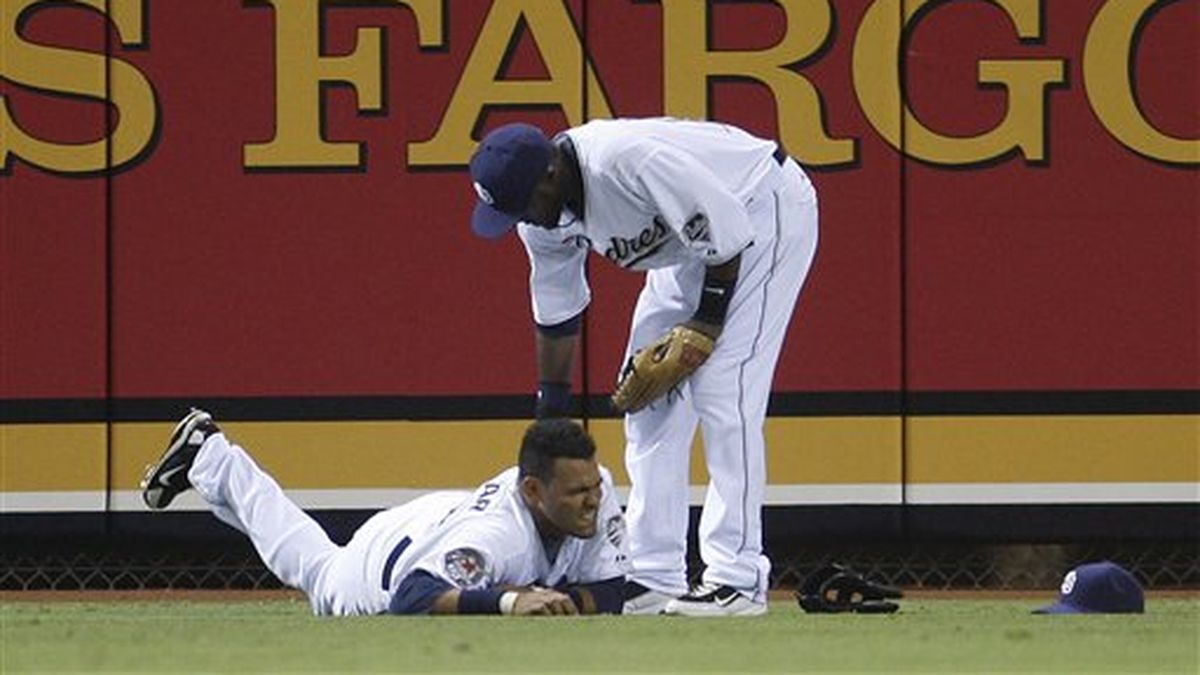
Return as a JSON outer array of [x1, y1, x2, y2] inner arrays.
[[660, 0, 852, 167], [243, 0, 385, 169], [0, 0, 154, 174], [854, 0, 1065, 165], [408, 0, 612, 167], [1084, 0, 1199, 165]]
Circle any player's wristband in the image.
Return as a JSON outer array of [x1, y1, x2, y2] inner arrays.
[[692, 275, 735, 327], [457, 588, 505, 614], [535, 313, 582, 337], [536, 381, 571, 419]]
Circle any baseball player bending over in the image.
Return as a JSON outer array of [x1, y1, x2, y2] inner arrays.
[[468, 118, 819, 616], [142, 410, 629, 615]]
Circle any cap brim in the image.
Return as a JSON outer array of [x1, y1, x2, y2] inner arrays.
[[1033, 601, 1083, 614], [471, 201, 520, 239]]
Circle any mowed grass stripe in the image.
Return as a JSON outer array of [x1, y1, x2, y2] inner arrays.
[[3, 599, 1198, 673]]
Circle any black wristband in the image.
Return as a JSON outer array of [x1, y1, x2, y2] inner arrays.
[[692, 275, 735, 327], [535, 313, 582, 337], [536, 381, 571, 418], [457, 588, 504, 614]]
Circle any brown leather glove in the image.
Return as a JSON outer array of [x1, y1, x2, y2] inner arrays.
[[611, 325, 715, 413]]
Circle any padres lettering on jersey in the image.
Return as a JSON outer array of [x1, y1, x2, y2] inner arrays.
[[519, 118, 787, 326]]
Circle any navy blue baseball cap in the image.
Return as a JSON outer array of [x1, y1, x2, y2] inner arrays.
[[1034, 561, 1144, 614], [468, 123, 553, 238]]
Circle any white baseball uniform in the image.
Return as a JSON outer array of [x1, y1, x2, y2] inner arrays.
[[518, 118, 819, 602], [186, 432, 628, 615]]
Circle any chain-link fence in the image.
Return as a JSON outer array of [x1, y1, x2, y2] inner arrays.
[[765, 541, 1200, 590], [3, 540, 1197, 592], [1, 546, 282, 591]]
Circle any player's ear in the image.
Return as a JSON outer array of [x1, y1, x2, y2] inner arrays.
[[546, 147, 564, 179], [519, 475, 544, 505]]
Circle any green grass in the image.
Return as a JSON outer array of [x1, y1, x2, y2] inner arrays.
[[2, 598, 1198, 673]]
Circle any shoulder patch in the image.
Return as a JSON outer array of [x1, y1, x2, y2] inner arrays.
[[682, 214, 711, 243], [443, 547, 491, 589], [604, 514, 626, 549]]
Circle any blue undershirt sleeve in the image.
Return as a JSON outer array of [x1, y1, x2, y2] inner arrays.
[[565, 576, 625, 614], [388, 570, 454, 615], [535, 312, 582, 338]]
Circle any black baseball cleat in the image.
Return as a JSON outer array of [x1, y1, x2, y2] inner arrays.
[[140, 409, 220, 510]]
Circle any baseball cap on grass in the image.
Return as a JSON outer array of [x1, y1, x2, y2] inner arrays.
[[1033, 561, 1144, 614], [469, 123, 553, 238]]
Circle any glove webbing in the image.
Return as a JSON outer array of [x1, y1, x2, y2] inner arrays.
[[795, 563, 903, 614]]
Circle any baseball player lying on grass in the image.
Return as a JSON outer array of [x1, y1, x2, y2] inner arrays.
[[142, 411, 629, 616]]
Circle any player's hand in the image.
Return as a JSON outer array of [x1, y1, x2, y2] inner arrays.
[[512, 589, 579, 616]]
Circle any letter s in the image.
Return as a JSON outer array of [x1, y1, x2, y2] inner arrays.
[[1, 0, 155, 174]]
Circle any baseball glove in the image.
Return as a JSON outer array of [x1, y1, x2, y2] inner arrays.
[[796, 563, 903, 614], [611, 324, 715, 413]]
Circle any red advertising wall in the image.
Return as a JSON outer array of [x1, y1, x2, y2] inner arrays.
[[903, 0, 1198, 391], [1, 2, 108, 400], [2, 0, 1196, 516]]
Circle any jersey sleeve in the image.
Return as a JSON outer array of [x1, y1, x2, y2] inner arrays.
[[632, 147, 753, 265], [406, 521, 518, 591], [567, 467, 631, 584], [517, 223, 591, 326]]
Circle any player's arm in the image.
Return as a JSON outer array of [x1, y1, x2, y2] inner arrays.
[[518, 225, 589, 419], [560, 576, 626, 614], [535, 314, 581, 418], [389, 571, 578, 616], [684, 254, 741, 340], [631, 147, 751, 342]]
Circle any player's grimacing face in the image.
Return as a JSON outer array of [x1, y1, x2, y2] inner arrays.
[[541, 457, 603, 538]]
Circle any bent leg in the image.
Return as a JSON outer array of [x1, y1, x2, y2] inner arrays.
[[188, 434, 338, 613]]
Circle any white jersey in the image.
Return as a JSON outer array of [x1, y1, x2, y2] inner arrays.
[[518, 117, 811, 325], [377, 466, 628, 595]]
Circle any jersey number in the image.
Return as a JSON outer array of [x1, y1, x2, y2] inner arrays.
[[471, 483, 500, 511]]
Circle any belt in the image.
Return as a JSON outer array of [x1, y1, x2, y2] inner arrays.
[[773, 145, 788, 165]]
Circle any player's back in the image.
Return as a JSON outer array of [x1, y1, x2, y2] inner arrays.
[[570, 117, 780, 198]]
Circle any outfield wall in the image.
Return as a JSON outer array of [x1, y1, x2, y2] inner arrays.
[[2, 1, 1197, 538]]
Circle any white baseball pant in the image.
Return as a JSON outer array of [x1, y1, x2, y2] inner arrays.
[[622, 158, 818, 603], [187, 434, 445, 616]]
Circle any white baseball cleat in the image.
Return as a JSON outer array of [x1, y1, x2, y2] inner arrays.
[[622, 580, 676, 615], [663, 583, 767, 617]]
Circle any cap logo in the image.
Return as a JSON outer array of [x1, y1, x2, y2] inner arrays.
[[473, 181, 494, 205], [1061, 570, 1077, 595]]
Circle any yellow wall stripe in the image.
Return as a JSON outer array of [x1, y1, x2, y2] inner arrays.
[[1, 424, 107, 491], [588, 417, 903, 484], [907, 415, 1200, 483], [104, 417, 901, 490], [109, 420, 530, 491], [2, 416, 1195, 495]]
